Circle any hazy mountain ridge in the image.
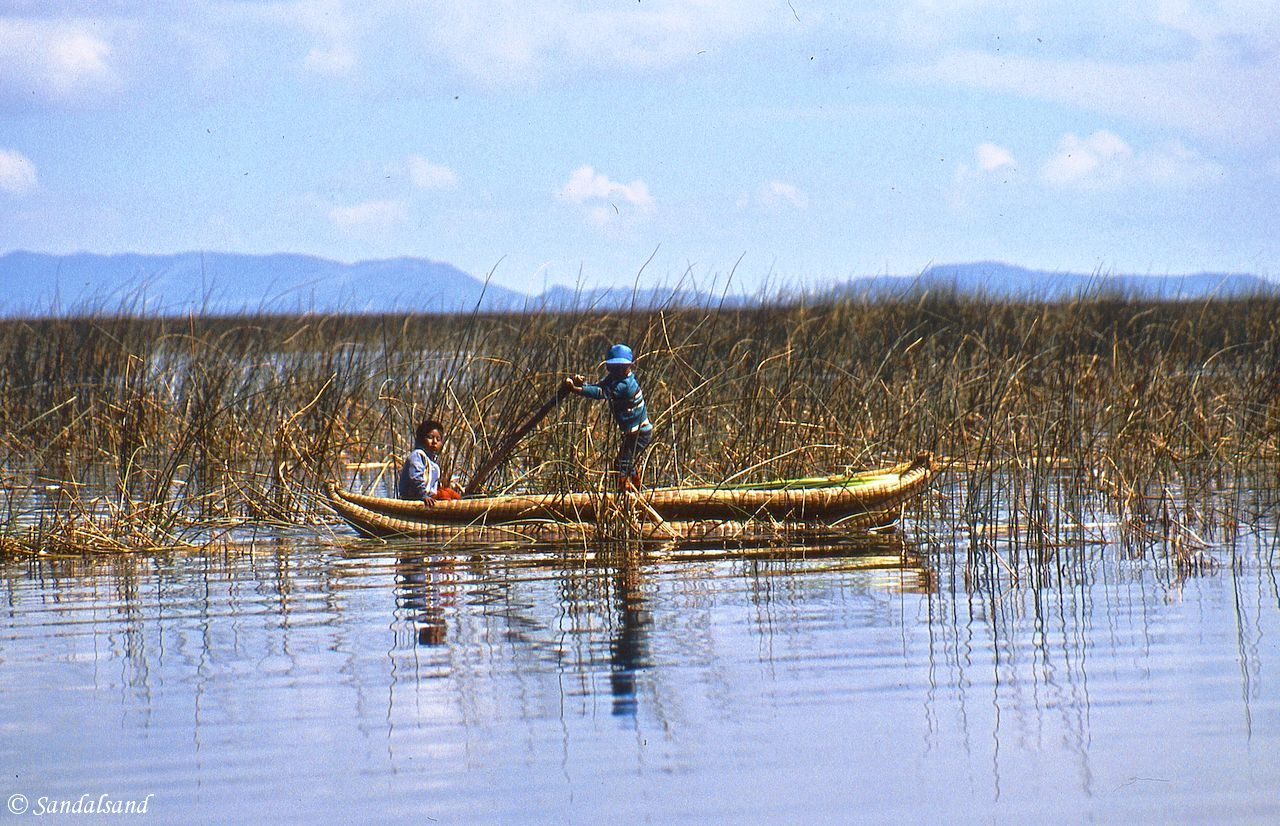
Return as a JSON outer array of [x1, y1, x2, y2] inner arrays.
[[0, 251, 527, 316], [0, 252, 1273, 317], [848, 262, 1272, 301]]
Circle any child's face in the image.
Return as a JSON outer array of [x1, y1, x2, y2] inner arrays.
[[606, 363, 632, 378], [423, 428, 445, 453]]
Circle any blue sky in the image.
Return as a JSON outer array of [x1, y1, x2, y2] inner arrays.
[[1, 1, 1278, 295]]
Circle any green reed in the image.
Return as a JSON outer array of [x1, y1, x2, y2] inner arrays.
[[0, 291, 1276, 558]]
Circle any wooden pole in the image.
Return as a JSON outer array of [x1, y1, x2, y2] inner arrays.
[[464, 385, 569, 497], [627, 490, 678, 538]]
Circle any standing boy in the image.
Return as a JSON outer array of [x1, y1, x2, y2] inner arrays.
[[398, 418, 462, 506], [564, 344, 653, 491]]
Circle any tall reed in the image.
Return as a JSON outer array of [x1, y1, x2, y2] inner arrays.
[[0, 292, 1275, 558]]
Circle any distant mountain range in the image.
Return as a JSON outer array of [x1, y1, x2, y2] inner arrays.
[[0, 251, 1273, 317], [837, 261, 1273, 302], [0, 251, 527, 316]]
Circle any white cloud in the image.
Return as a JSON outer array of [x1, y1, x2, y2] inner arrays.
[[0, 148, 38, 195], [558, 165, 655, 211], [1141, 139, 1225, 188], [303, 44, 356, 76], [278, 0, 360, 77], [1041, 130, 1132, 189], [329, 199, 407, 232], [586, 205, 617, 230], [949, 142, 1018, 208], [1040, 130, 1222, 190], [0, 18, 120, 103], [558, 165, 655, 236], [408, 155, 457, 190], [403, 0, 780, 87], [1153, 0, 1280, 48], [951, 131, 1219, 205], [976, 142, 1016, 173], [757, 180, 809, 210], [904, 47, 1280, 146]]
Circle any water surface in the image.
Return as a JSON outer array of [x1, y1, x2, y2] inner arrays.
[[3, 519, 1279, 823]]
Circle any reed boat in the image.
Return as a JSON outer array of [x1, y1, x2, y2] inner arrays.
[[325, 452, 936, 540]]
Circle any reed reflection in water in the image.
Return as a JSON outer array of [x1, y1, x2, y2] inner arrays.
[[2, 525, 1279, 822]]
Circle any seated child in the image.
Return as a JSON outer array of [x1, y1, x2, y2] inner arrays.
[[398, 418, 462, 506]]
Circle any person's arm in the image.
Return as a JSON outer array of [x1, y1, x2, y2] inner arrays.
[[562, 374, 593, 396], [576, 375, 607, 400]]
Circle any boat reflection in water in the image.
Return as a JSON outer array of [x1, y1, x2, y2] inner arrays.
[[386, 530, 935, 715]]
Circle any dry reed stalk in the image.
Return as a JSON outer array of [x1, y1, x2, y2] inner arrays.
[[0, 293, 1275, 561]]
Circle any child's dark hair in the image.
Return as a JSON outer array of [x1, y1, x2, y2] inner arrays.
[[415, 418, 446, 446]]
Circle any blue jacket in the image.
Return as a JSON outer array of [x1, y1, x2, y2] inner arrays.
[[398, 447, 440, 500], [581, 371, 652, 434]]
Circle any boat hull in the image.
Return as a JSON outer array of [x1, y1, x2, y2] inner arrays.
[[325, 453, 935, 539]]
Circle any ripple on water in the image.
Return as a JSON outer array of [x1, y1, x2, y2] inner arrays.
[[3, 529, 1280, 822]]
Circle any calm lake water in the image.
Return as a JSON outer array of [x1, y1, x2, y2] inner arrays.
[[4, 503, 1279, 823]]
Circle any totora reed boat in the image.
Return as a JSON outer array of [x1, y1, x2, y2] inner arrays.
[[325, 452, 936, 541]]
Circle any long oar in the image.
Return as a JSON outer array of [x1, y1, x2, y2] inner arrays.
[[464, 385, 570, 497]]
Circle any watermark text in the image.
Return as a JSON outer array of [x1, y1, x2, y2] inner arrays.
[[8, 792, 154, 816]]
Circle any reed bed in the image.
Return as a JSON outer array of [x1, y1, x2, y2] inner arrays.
[[0, 291, 1276, 568]]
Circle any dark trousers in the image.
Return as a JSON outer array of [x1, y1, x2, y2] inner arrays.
[[616, 428, 652, 477]]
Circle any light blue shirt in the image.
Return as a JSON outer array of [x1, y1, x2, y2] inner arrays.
[[398, 447, 440, 500]]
